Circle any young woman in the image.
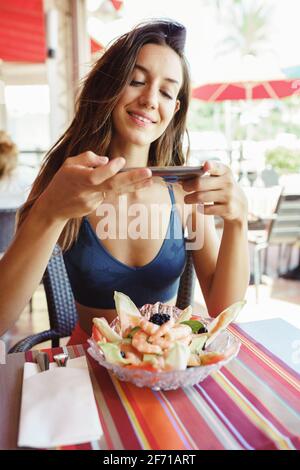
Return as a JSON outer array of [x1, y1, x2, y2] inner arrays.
[[0, 20, 249, 344]]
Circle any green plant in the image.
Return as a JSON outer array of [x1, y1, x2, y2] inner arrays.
[[265, 147, 300, 174]]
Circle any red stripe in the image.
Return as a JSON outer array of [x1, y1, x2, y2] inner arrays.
[[86, 357, 115, 450], [230, 325, 300, 381], [118, 381, 160, 449], [25, 350, 34, 362], [41, 346, 63, 363], [236, 347, 300, 412], [199, 376, 278, 450], [222, 367, 300, 447], [160, 388, 225, 450], [93, 391, 112, 449], [89, 359, 142, 449], [63, 442, 92, 450]]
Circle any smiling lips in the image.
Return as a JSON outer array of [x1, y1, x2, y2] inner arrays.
[[127, 111, 156, 127]]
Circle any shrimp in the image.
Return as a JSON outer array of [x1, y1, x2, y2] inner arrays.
[[148, 318, 175, 343], [150, 336, 172, 350], [153, 334, 192, 353], [139, 318, 160, 335], [120, 342, 143, 361], [165, 325, 192, 341], [153, 355, 166, 370], [124, 352, 141, 365], [131, 330, 162, 355]]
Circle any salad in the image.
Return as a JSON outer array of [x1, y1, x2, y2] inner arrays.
[[90, 292, 245, 372]]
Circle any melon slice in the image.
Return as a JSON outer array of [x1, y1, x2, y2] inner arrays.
[[92, 317, 122, 343], [189, 334, 208, 354], [165, 342, 190, 371], [98, 342, 129, 365], [114, 291, 141, 336], [176, 305, 193, 323], [206, 300, 246, 347]]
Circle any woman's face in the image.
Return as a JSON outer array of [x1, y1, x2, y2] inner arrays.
[[112, 43, 183, 150]]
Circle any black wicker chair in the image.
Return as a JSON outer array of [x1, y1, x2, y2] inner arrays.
[[8, 245, 78, 352], [8, 245, 196, 353], [176, 249, 196, 311]]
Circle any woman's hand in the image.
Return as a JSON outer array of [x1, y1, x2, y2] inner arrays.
[[37, 152, 152, 222], [182, 161, 248, 225]]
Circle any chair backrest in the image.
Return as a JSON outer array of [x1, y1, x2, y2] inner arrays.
[[176, 249, 196, 310], [268, 194, 300, 245], [42, 245, 78, 338], [0, 208, 17, 253]]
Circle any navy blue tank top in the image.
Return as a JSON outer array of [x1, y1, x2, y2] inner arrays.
[[63, 186, 186, 309]]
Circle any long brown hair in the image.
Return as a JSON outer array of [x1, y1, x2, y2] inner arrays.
[[18, 19, 191, 251]]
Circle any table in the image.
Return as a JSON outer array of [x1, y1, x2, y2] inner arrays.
[[1, 322, 299, 450]]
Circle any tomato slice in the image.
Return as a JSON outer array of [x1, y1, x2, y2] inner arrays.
[[125, 363, 158, 372], [92, 324, 105, 343], [190, 315, 202, 321]]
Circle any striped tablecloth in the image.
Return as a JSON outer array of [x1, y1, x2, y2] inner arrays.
[[1, 324, 299, 450]]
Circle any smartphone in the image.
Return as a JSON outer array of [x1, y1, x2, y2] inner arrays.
[[119, 165, 205, 182]]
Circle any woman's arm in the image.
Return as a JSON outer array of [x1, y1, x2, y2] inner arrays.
[[183, 161, 250, 317], [190, 212, 249, 317], [0, 153, 153, 334]]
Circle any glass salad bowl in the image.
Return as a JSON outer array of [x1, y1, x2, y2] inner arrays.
[[87, 300, 241, 391]]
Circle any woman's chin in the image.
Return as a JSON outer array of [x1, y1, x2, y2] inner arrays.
[[122, 131, 154, 148]]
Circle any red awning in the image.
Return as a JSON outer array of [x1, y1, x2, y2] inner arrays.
[[0, 0, 46, 63], [0, 0, 105, 63], [110, 0, 123, 11]]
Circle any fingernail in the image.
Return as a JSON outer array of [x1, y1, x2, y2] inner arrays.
[[98, 156, 109, 163], [116, 157, 126, 165]]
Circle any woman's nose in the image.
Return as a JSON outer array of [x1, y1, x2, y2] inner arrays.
[[139, 87, 158, 109]]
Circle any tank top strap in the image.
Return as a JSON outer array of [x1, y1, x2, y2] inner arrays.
[[167, 183, 176, 206]]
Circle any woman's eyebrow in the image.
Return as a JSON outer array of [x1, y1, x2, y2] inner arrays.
[[134, 64, 179, 85]]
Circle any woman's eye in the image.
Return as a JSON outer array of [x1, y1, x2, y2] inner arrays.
[[130, 80, 144, 86], [161, 90, 173, 100]]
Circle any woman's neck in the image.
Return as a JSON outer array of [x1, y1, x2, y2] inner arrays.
[[108, 141, 150, 168]]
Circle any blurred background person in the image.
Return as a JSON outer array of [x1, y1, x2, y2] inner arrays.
[[0, 130, 37, 210]]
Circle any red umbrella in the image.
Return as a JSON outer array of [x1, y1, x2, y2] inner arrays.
[[192, 79, 300, 101]]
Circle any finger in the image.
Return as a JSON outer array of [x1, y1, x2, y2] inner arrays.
[[89, 157, 127, 185], [184, 190, 225, 205], [119, 177, 153, 194], [204, 160, 227, 177], [184, 190, 226, 205], [97, 166, 152, 191], [203, 203, 225, 216], [67, 151, 109, 168], [182, 174, 226, 193], [115, 167, 152, 185]]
